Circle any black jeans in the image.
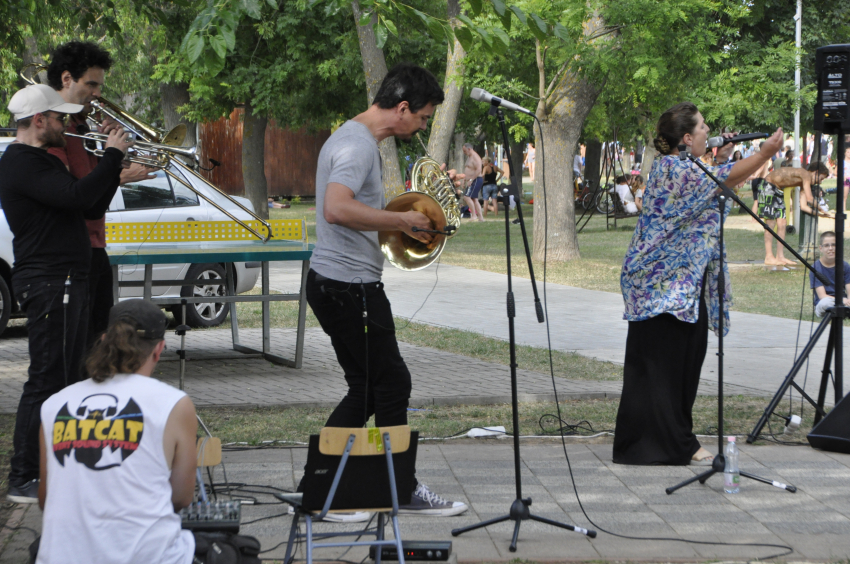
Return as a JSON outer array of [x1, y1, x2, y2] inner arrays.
[[86, 247, 114, 349], [306, 269, 411, 428], [9, 276, 89, 486]]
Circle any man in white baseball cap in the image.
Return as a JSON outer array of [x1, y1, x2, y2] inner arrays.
[[8, 83, 84, 121], [0, 83, 133, 504]]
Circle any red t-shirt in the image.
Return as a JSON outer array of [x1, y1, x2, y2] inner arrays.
[[48, 114, 108, 248]]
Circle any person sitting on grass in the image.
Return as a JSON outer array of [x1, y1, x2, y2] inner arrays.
[[811, 231, 850, 318], [268, 197, 290, 209]]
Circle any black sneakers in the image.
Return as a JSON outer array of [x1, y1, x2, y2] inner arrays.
[[398, 483, 468, 516], [7, 479, 39, 504]]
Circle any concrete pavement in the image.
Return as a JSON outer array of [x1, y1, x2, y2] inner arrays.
[[4, 440, 850, 563]]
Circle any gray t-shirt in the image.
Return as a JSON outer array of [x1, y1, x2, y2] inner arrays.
[[310, 120, 385, 283]]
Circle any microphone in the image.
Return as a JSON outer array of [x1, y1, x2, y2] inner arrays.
[[706, 132, 769, 149], [470, 88, 534, 116]]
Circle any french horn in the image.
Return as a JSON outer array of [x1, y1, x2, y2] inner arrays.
[[378, 157, 462, 271]]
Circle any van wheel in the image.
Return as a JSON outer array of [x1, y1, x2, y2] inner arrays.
[[0, 276, 11, 337], [177, 264, 230, 327]]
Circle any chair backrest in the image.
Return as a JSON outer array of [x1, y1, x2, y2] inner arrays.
[[301, 426, 418, 512], [319, 426, 410, 456], [196, 436, 222, 468]]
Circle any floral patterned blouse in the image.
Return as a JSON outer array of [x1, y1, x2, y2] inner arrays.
[[621, 155, 735, 335]]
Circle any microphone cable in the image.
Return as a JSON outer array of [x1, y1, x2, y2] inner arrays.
[[533, 116, 792, 559], [63, 273, 72, 388]]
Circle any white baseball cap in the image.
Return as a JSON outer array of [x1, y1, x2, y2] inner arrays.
[[7, 84, 84, 121]]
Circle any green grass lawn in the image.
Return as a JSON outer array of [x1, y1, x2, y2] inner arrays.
[[196, 395, 811, 445]]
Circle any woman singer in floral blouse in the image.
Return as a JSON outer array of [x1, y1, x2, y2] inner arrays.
[[614, 102, 783, 466]]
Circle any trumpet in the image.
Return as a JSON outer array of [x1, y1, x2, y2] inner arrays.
[[64, 131, 199, 168]]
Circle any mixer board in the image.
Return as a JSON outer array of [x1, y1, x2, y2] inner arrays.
[[180, 500, 241, 533]]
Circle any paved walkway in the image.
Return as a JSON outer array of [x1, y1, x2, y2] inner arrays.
[[268, 261, 846, 405], [4, 440, 850, 562], [0, 327, 623, 415]]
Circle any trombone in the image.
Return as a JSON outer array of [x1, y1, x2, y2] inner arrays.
[[20, 63, 273, 242], [68, 131, 273, 242]]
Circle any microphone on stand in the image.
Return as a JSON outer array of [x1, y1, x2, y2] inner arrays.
[[469, 88, 535, 116], [706, 132, 769, 149]]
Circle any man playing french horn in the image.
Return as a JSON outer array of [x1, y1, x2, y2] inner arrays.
[[1, 78, 134, 504], [308, 63, 468, 516]]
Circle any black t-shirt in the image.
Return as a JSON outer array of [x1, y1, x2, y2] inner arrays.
[[0, 143, 123, 281]]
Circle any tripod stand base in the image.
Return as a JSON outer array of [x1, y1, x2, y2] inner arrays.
[[451, 498, 596, 552], [665, 455, 796, 495]]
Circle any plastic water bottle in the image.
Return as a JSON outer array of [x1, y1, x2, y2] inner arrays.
[[724, 436, 740, 494]]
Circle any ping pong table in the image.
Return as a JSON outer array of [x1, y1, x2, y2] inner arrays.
[[107, 239, 313, 368]]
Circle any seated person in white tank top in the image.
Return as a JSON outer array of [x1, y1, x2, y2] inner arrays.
[[614, 175, 638, 213], [37, 300, 197, 564]]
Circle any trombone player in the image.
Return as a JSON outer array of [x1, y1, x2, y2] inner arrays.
[[1, 82, 133, 504], [45, 41, 156, 348]]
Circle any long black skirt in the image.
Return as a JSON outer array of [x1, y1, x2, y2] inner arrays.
[[613, 290, 709, 465]]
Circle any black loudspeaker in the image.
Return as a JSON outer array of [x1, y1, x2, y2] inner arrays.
[[808, 394, 850, 453], [813, 44, 850, 135]]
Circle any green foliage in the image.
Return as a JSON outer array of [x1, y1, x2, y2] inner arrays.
[[0, 0, 179, 127], [165, 0, 367, 126]]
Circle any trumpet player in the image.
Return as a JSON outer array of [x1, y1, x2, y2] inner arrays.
[[46, 41, 156, 349], [0, 83, 133, 504]]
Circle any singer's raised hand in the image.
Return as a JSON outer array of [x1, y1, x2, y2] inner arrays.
[[715, 131, 739, 162], [760, 128, 784, 158], [724, 128, 783, 188]]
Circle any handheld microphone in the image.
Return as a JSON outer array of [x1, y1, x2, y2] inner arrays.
[[470, 88, 535, 116], [706, 132, 769, 149]]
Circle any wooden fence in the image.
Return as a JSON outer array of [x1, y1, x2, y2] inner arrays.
[[197, 108, 330, 197]]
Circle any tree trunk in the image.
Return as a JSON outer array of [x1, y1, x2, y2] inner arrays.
[[20, 36, 46, 88], [351, 0, 404, 195], [159, 82, 196, 147], [584, 139, 602, 194], [507, 138, 524, 197], [532, 72, 601, 262], [426, 0, 464, 165], [242, 102, 269, 219], [531, 13, 608, 262], [640, 138, 657, 173], [450, 133, 465, 174]]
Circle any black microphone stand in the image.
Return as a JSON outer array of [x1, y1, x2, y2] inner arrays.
[[748, 132, 846, 442], [665, 146, 797, 495], [452, 104, 597, 550]]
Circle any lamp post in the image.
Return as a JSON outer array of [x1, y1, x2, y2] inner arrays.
[[793, 0, 803, 229]]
